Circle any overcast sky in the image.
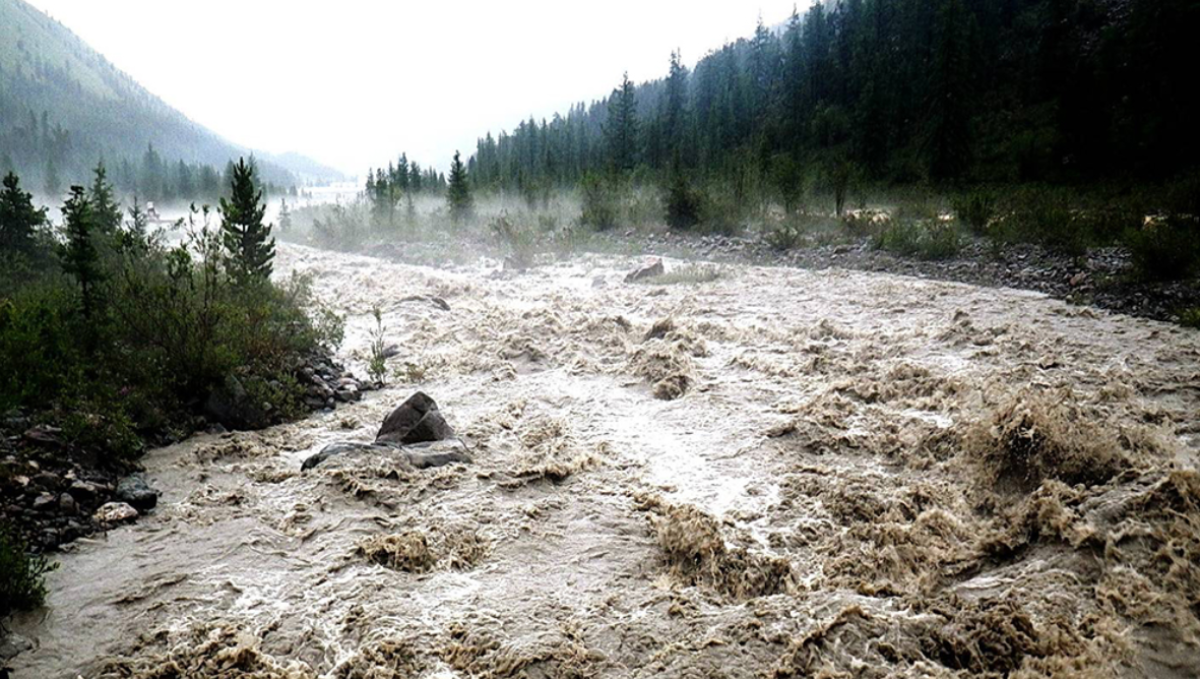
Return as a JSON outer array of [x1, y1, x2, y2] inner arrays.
[[26, 1, 808, 175]]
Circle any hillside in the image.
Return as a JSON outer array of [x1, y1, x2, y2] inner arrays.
[[0, 0, 342, 198]]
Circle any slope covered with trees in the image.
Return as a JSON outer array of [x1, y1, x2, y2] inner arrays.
[[0, 0, 342, 200], [467, 0, 1198, 194]]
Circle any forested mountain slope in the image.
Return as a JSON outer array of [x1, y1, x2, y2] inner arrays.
[[0, 0, 341, 199], [469, 0, 1198, 191]]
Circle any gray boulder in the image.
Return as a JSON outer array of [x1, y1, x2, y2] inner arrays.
[[624, 258, 664, 283], [376, 392, 455, 445], [300, 439, 470, 471], [204, 375, 270, 430], [116, 475, 159, 510]]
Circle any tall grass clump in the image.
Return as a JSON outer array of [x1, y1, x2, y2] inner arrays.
[[0, 524, 57, 617]]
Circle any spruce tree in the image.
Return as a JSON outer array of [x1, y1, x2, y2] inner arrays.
[[279, 198, 292, 233], [446, 151, 473, 224], [0, 172, 47, 253], [219, 158, 275, 285], [605, 72, 639, 173], [59, 186, 104, 322], [663, 50, 688, 159], [44, 158, 61, 198], [89, 163, 122, 234]]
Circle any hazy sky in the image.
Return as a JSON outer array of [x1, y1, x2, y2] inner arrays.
[[26, 1, 808, 175]]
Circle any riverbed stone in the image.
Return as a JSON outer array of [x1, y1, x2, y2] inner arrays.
[[624, 258, 664, 283], [116, 475, 159, 510], [301, 439, 471, 471], [94, 501, 138, 525], [376, 392, 455, 445]]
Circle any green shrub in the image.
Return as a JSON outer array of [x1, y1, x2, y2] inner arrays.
[[665, 174, 702, 231], [490, 212, 537, 268], [579, 173, 617, 231], [367, 305, 388, 386], [873, 220, 962, 260], [698, 188, 745, 236], [952, 191, 996, 233], [1124, 216, 1200, 281], [0, 200, 343, 460], [764, 213, 832, 251], [0, 525, 57, 617], [894, 195, 940, 222], [999, 189, 1089, 255], [1179, 307, 1200, 329], [841, 211, 887, 238]]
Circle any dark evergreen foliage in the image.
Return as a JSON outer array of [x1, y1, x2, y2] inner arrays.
[[219, 158, 275, 284], [447, 151, 473, 223], [465, 0, 1199, 191], [0, 171, 46, 252]]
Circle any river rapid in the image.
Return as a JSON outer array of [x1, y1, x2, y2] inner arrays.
[[9, 243, 1200, 678]]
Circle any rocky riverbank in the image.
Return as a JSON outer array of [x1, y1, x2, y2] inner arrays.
[[592, 230, 1200, 325], [362, 227, 1200, 325], [0, 352, 369, 554]]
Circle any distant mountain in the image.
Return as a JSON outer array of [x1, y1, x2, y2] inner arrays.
[[260, 151, 346, 185], [0, 0, 342, 198]]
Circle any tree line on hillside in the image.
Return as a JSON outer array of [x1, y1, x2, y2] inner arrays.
[[0, 2, 303, 194], [467, 0, 1198, 196], [0, 109, 295, 204], [361, 153, 453, 228]]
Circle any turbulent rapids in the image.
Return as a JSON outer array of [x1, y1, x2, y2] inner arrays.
[[9, 244, 1200, 678]]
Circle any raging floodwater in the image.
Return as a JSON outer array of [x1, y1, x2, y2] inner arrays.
[[9, 244, 1200, 678]]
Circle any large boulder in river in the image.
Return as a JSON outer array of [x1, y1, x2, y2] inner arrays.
[[116, 474, 159, 510], [376, 392, 455, 445], [203, 375, 270, 430], [301, 439, 471, 471]]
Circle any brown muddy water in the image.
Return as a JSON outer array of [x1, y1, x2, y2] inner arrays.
[[8, 244, 1200, 678]]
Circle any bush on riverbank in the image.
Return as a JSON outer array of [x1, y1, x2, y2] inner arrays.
[[0, 164, 343, 465], [0, 524, 56, 618]]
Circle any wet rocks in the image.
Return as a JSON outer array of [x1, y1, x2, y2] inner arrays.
[[299, 355, 368, 411], [116, 475, 159, 511], [203, 375, 270, 431], [624, 257, 665, 283], [301, 439, 471, 471], [376, 392, 455, 445], [93, 502, 139, 526], [301, 392, 468, 471]]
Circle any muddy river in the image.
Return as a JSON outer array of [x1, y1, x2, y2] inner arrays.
[[9, 244, 1200, 678]]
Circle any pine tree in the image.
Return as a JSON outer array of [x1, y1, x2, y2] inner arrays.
[[663, 50, 688, 160], [44, 157, 61, 198], [89, 162, 122, 234], [605, 72, 639, 173], [446, 151, 473, 224], [926, 0, 975, 182], [59, 185, 104, 322], [279, 198, 292, 233], [219, 158, 275, 284], [125, 195, 149, 250], [0, 172, 47, 253]]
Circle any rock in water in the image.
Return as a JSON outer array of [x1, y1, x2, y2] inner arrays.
[[116, 475, 159, 510], [300, 439, 471, 471], [203, 374, 269, 430], [376, 392, 455, 445], [301, 442, 389, 471], [624, 258, 665, 283], [93, 502, 138, 526]]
